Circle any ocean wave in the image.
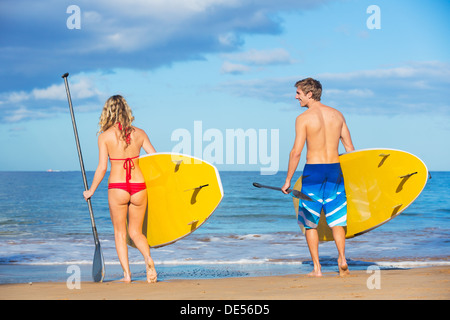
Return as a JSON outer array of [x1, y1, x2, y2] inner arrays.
[[10, 258, 449, 269]]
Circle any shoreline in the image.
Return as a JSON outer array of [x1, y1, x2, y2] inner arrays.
[[1, 257, 448, 285], [1, 266, 449, 300]]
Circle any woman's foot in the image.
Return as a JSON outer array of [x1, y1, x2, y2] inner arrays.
[[117, 271, 132, 283], [146, 257, 157, 283], [308, 267, 322, 277]]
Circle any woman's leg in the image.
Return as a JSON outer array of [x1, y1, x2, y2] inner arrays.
[[128, 189, 157, 283], [108, 189, 132, 282]]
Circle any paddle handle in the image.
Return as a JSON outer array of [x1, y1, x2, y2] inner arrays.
[[62, 73, 99, 244], [253, 182, 312, 201], [253, 182, 292, 193]]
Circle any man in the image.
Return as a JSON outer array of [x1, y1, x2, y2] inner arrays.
[[281, 78, 355, 277]]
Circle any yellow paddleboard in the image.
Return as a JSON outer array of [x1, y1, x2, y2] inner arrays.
[[127, 153, 223, 248], [293, 149, 429, 241]]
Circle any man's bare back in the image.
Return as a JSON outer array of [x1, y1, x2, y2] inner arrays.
[[299, 103, 353, 164]]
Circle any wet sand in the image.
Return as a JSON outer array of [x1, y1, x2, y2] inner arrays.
[[1, 266, 449, 300]]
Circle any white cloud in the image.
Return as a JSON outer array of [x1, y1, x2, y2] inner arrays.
[[221, 48, 295, 74], [221, 61, 251, 74], [319, 61, 450, 81], [0, 75, 104, 122], [3, 91, 30, 104], [31, 84, 65, 101], [1, 0, 334, 91], [4, 106, 50, 123], [324, 88, 374, 98], [218, 61, 450, 115], [2, 77, 102, 103], [223, 48, 295, 66]]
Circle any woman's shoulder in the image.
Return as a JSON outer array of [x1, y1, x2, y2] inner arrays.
[[99, 126, 115, 136], [132, 126, 148, 136]]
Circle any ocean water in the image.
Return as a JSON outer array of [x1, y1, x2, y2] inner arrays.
[[0, 171, 449, 284]]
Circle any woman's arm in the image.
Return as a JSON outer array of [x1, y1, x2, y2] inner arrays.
[[83, 134, 108, 201], [142, 131, 156, 154]]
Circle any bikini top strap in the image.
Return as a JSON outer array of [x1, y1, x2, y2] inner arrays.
[[117, 122, 131, 144], [110, 156, 140, 183]]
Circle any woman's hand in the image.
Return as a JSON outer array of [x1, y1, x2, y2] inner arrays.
[[83, 189, 94, 201]]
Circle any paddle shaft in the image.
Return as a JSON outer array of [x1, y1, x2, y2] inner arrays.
[[253, 183, 312, 201], [254, 183, 292, 193], [62, 73, 100, 243], [62, 73, 104, 282]]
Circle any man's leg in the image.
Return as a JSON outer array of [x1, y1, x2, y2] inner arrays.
[[331, 226, 349, 276], [305, 228, 322, 277]]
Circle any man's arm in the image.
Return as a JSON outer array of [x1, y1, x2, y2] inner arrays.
[[340, 120, 355, 152], [282, 116, 306, 194]]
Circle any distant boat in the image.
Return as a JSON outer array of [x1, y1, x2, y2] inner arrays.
[[46, 169, 61, 172]]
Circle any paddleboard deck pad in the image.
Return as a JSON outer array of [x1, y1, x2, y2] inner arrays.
[[293, 149, 428, 241], [127, 153, 223, 248]]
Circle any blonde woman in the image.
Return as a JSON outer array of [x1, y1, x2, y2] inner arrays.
[[83, 95, 157, 283]]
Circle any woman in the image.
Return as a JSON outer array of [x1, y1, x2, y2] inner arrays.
[[83, 95, 157, 283]]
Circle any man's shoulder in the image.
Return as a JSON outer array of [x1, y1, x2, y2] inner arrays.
[[295, 111, 309, 124], [322, 103, 343, 114]]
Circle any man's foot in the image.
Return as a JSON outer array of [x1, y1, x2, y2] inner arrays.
[[146, 257, 157, 283], [338, 258, 350, 277]]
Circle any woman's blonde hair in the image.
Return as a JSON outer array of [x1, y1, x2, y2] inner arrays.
[[98, 95, 135, 144]]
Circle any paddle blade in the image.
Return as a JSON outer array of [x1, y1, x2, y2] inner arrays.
[[292, 189, 313, 201], [92, 243, 105, 283]]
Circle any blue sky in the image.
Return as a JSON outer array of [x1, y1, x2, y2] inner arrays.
[[0, 0, 449, 172]]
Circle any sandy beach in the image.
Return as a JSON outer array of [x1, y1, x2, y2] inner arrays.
[[1, 266, 448, 300]]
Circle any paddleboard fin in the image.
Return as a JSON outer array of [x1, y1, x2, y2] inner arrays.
[[378, 153, 390, 167], [174, 160, 183, 172], [391, 204, 402, 217], [185, 184, 210, 204], [188, 219, 199, 231], [399, 172, 418, 179], [397, 172, 418, 193]]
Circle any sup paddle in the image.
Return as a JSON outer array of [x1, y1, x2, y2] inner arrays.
[[253, 182, 313, 201], [62, 72, 105, 283]]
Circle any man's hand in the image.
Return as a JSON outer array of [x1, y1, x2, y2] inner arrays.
[[281, 181, 290, 194]]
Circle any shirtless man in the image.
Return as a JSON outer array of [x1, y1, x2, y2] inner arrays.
[[281, 78, 355, 277]]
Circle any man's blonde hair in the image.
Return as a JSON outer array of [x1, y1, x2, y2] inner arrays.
[[295, 78, 322, 101]]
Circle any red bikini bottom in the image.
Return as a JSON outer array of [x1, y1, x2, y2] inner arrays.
[[108, 183, 146, 195]]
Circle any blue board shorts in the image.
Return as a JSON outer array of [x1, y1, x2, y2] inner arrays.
[[298, 163, 347, 230]]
